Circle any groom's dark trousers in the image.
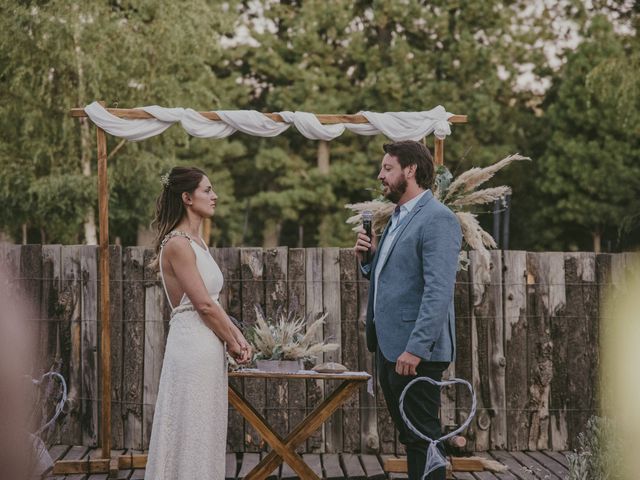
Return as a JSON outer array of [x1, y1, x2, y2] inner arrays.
[[376, 349, 449, 480]]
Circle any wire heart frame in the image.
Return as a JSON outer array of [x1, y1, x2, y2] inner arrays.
[[399, 376, 477, 479], [25, 371, 68, 436]]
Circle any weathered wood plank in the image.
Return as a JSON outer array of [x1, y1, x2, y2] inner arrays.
[[80, 245, 99, 447], [112, 449, 134, 480], [225, 452, 238, 480], [526, 253, 564, 451], [56, 445, 90, 480], [440, 361, 457, 433], [262, 451, 280, 480], [595, 253, 612, 304], [0, 242, 6, 271], [510, 451, 560, 479], [469, 250, 489, 452], [487, 250, 506, 449], [489, 450, 538, 480], [65, 446, 101, 480], [41, 245, 64, 445], [19, 245, 47, 376], [280, 455, 300, 480], [20, 245, 42, 399], [302, 453, 323, 477], [60, 246, 83, 445], [609, 253, 627, 293], [503, 251, 529, 451], [229, 371, 369, 381], [264, 247, 289, 440], [45, 444, 71, 480], [472, 472, 501, 480], [323, 247, 342, 453], [360, 454, 386, 480], [305, 248, 324, 452], [48, 444, 71, 461], [124, 448, 146, 480], [564, 252, 597, 449], [524, 450, 568, 478], [14, 245, 620, 461], [86, 449, 124, 480], [451, 473, 475, 480], [339, 249, 360, 452], [109, 245, 124, 449], [541, 450, 569, 468], [0, 243, 21, 291], [237, 452, 261, 478], [623, 251, 639, 285], [454, 251, 474, 452], [241, 248, 266, 452], [381, 455, 408, 480], [596, 252, 613, 442], [321, 453, 343, 480], [287, 248, 306, 452], [213, 247, 245, 453], [342, 453, 366, 480], [142, 249, 167, 449], [469, 250, 503, 451], [130, 467, 146, 479], [4, 244, 25, 282], [356, 256, 378, 453], [472, 451, 519, 480], [122, 247, 145, 450], [527, 253, 570, 454]]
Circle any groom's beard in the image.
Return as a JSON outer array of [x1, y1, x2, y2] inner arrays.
[[383, 175, 408, 204]]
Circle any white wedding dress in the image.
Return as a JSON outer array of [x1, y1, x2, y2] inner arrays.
[[145, 231, 228, 480]]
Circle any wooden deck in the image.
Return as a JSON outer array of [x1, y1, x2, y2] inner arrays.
[[43, 446, 571, 479]]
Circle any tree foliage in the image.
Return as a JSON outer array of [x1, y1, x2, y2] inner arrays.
[[0, 0, 638, 251], [535, 15, 640, 251], [0, 0, 246, 244]]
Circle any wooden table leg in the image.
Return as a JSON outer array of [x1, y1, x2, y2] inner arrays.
[[228, 385, 319, 480], [250, 380, 363, 479]]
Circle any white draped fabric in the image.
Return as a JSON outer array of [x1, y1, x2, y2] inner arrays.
[[84, 102, 454, 142]]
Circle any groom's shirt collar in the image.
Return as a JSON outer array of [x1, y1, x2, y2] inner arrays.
[[395, 189, 428, 222]]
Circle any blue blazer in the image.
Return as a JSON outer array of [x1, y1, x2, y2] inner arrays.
[[361, 190, 462, 362]]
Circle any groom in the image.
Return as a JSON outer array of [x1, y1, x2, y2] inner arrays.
[[354, 140, 462, 480]]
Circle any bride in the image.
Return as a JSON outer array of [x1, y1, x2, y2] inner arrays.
[[145, 166, 252, 479]]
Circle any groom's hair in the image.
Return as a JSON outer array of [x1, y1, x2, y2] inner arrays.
[[383, 141, 435, 190]]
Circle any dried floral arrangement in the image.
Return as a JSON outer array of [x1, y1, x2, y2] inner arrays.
[[246, 306, 339, 363], [345, 154, 529, 276]]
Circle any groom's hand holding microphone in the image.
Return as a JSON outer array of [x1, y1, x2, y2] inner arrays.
[[354, 211, 377, 264]]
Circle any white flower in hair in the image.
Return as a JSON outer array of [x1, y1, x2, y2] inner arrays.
[[160, 173, 170, 188]]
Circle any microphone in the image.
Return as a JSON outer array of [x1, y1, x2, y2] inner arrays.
[[362, 210, 373, 264]]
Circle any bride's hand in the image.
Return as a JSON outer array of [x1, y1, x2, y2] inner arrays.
[[237, 338, 252, 364], [229, 340, 252, 364], [228, 342, 244, 360]]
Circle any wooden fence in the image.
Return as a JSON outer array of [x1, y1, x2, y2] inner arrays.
[[0, 244, 635, 454]]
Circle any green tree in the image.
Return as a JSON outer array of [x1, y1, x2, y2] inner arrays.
[[535, 15, 640, 252], [0, 0, 246, 245], [234, 0, 572, 247]]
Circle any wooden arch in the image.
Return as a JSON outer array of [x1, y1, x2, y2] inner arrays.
[[57, 104, 467, 474]]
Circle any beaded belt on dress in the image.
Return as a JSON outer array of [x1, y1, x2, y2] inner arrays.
[[170, 304, 196, 319]]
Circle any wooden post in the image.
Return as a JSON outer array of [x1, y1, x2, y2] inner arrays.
[[97, 124, 111, 459], [434, 138, 444, 166]]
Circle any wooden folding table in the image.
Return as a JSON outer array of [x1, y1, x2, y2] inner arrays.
[[228, 370, 371, 480]]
